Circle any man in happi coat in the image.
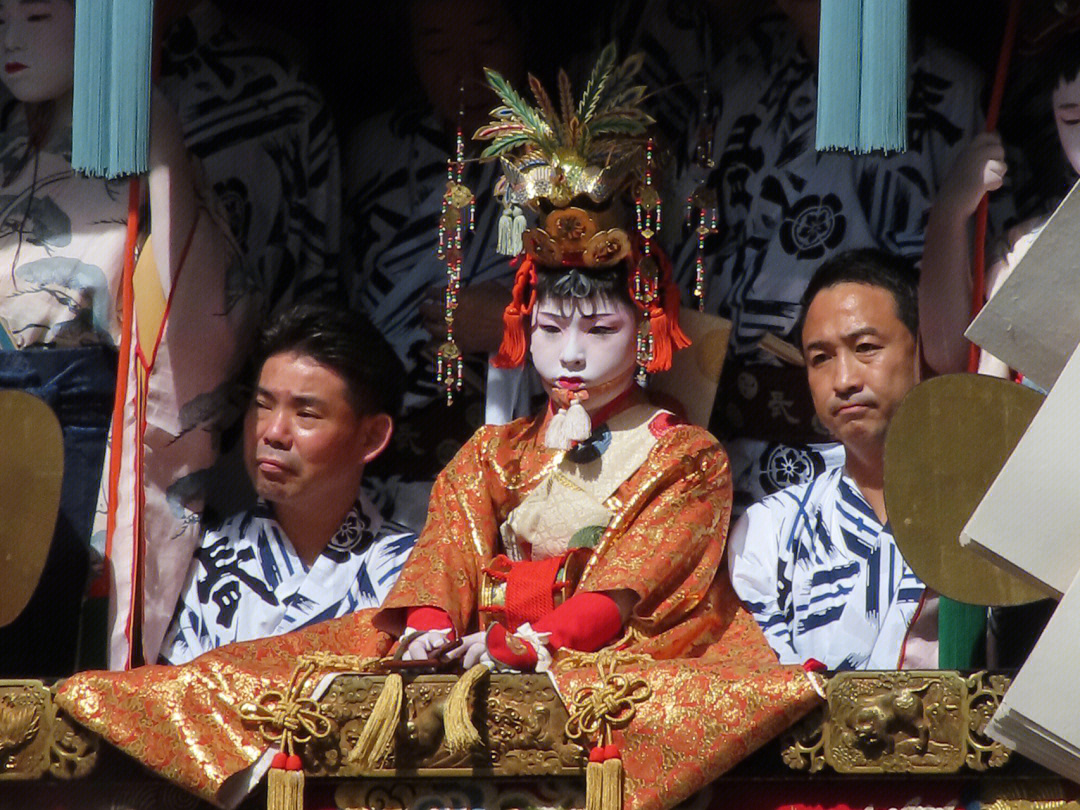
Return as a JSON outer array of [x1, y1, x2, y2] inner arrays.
[[160, 305, 416, 665], [729, 249, 932, 670], [676, 0, 997, 512]]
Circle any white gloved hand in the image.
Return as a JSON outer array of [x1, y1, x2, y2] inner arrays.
[[442, 625, 554, 672], [400, 627, 454, 661], [442, 631, 490, 669]]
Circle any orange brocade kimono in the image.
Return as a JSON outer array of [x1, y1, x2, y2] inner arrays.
[[56, 399, 820, 810]]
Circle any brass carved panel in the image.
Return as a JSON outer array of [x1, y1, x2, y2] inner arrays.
[[782, 671, 1012, 775], [0, 680, 99, 780], [49, 704, 100, 779], [0, 681, 51, 779], [305, 673, 586, 777], [827, 670, 967, 772]]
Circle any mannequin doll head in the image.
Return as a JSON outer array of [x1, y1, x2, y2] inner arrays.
[[0, 0, 74, 105], [0, 0, 74, 148], [473, 46, 690, 448]]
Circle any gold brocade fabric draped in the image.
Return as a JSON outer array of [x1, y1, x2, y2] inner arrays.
[[375, 400, 743, 653], [57, 610, 396, 801], [551, 646, 819, 810], [56, 403, 821, 810]]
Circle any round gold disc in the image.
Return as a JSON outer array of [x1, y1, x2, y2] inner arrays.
[[884, 373, 1048, 606], [0, 390, 64, 627]]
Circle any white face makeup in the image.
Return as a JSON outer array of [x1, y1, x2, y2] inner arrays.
[[1053, 74, 1080, 177], [529, 294, 639, 415], [0, 0, 75, 104]]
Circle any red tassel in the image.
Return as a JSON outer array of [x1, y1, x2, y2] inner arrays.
[[271, 752, 288, 769], [492, 257, 537, 368], [661, 280, 691, 350], [626, 242, 689, 373], [645, 306, 672, 373]]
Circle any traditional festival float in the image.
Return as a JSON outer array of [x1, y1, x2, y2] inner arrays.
[[4, 2, 1080, 810]]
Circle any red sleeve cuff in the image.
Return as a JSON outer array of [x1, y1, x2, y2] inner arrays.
[[405, 606, 455, 633], [533, 591, 624, 652]]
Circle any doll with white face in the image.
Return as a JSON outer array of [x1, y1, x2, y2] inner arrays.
[[0, 0, 75, 105], [528, 270, 642, 447], [1051, 64, 1080, 178], [396, 252, 694, 672], [0, 0, 221, 344], [976, 38, 1080, 378]]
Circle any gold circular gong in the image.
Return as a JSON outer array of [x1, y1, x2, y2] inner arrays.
[[0, 390, 64, 627], [884, 373, 1048, 606]]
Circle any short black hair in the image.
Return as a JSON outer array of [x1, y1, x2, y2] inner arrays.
[[1050, 31, 1080, 90], [252, 304, 406, 417], [798, 248, 919, 345]]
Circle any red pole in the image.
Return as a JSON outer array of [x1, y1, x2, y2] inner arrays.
[[968, 0, 1021, 372]]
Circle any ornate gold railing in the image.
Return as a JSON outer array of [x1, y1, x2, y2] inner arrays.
[[0, 671, 1019, 782]]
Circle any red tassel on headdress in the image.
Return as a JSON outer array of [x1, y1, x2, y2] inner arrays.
[[627, 242, 690, 373], [492, 256, 538, 368]]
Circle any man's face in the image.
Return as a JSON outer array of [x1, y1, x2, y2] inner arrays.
[[244, 352, 372, 515], [530, 294, 639, 415], [1053, 74, 1080, 177], [0, 0, 74, 104], [802, 282, 918, 453], [409, 0, 522, 133]]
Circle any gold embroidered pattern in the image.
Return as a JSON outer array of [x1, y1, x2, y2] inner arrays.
[[565, 652, 652, 744], [241, 654, 381, 756]]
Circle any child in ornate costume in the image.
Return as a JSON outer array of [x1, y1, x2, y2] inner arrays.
[[56, 49, 820, 810]]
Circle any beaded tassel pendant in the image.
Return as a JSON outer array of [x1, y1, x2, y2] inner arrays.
[[632, 138, 662, 384], [687, 185, 718, 311], [686, 101, 718, 311], [436, 113, 475, 405]]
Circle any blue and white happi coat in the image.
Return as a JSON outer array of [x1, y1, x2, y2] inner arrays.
[[161, 495, 416, 664], [728, 466, 925, 670]]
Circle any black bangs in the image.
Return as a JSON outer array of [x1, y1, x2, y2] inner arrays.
[[534, 263, 632, 306]]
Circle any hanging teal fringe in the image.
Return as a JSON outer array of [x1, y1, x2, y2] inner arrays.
[[817, 0, 863, 151], [817, 0, 908, 154], [71, 0, 154, 178], [858, 0, 907, 152]]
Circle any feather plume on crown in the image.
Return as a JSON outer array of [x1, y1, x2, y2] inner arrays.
[[473, 43, 654, 210]]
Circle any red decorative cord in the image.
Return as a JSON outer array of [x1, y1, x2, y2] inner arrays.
[[969, 0, 1021, 372]]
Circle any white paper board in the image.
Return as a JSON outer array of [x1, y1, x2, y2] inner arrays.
[[988, 565, 1080, 779], [965, 179, 1080, 391], [960, 343, 1080, 597]]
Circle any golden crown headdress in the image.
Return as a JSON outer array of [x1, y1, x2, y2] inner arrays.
[[464, 45, 689, 377], [474, 44, 655, 268]]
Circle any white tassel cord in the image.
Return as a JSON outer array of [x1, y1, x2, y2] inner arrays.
[[545, 398, 592, 450], [497, 205, 527, 256]]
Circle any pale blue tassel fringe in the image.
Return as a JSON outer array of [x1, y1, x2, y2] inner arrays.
[[859, 0, 907, 152], [72, 0, 154, 178], [816, 0, 908, 154], [816, 0, 863, 151]]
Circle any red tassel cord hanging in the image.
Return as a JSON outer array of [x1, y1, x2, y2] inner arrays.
[[968, 0, 1021, 373]]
